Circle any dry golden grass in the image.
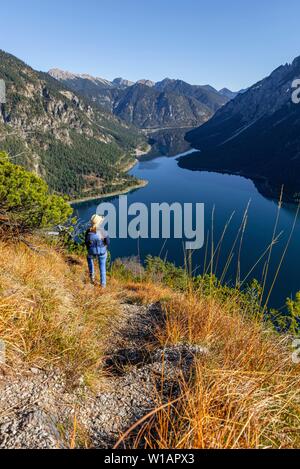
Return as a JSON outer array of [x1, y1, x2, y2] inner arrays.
[[1, 238, 299, 447], [0, 238, 120, 385], [115, 280, 173, 305], [131, 292, 300, 449]]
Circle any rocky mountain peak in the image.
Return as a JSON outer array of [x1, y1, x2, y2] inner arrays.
[[218, 88, 239, 100], [136, 79, 155, 87], [48, 69, 77, 81], [112, 77, 134, 88], [48, 69, 112, 87]]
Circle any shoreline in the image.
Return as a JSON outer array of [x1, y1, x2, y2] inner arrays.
[[177, 151, 299, 205], [70, 179, 148, 205], [124, 143, 152, 171], [70, 143, 152, 205]]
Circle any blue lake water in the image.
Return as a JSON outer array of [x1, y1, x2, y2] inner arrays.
[[73, 150, 300, 309]]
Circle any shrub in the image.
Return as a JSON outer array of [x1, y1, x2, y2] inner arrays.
[[267, 292, 300, 335], [111, 256, 144, 281], [286, 292, 300, 334], [145, 255, 190, 291], [0, 151, 72, 236]]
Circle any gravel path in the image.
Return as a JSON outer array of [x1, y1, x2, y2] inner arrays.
[[0, 302, 208, 449]]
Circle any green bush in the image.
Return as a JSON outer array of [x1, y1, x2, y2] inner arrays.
[[111, 256, 144, 281], [267, 292, 300, 335], [286, 292, 300, 334], [145, 255, 190, 291], [0, 151, 72, 234]]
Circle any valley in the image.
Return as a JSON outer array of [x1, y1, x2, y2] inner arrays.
[[1, 49, 300, 204], [0, 49, 237, 202]]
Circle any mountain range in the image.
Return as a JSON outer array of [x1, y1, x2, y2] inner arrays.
[[0, 50, 145, 197], [2, 48, 299, 202], [49, 69, 237, 129], [180, 56, 300, 201], [0, 49, 238, 199]]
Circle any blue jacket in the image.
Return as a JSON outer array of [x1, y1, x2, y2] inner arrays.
[[85, 229, 110, 256]]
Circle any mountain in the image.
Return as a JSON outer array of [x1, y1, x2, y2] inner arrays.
[[112, 82, 214, 129], [182, 56, 300, 201], [218, 87, 239, 100], [48, 68, 118, 112], [49, 70, 231, 129], [49, 69, 112, 88], [112, 77, 134, 88], [154, 78, 228, 112], [136, 79, 155, 87], [0, 50, 144, 197]]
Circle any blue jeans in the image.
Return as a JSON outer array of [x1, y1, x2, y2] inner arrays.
[[87, 253, 107, 286]]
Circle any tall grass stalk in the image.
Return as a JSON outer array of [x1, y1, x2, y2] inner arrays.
[[219, 202, 251, 284], [259, 187, 283, 308], [263, 202, 300, 313]]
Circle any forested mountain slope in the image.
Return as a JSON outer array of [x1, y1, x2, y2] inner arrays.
[[0, 50, 144, 197]]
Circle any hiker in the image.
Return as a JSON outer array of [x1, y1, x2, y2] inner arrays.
[[85, 214, 110, 287]]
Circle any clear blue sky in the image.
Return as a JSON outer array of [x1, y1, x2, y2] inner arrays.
[[1, 0, 300, 90]]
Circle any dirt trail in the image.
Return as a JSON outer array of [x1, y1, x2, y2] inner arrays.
[[0, 301, 207, 449]]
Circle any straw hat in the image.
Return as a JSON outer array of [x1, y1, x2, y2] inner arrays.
[[90, 214, 104, 228]]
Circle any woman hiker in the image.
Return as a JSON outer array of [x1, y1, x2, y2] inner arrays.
[[85, 214, 110, 287]]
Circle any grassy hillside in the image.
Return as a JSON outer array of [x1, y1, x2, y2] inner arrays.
[[0, 158, 299, 448], [0, 237, 299, 448]]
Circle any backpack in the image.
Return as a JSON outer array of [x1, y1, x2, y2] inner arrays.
[[85, 230, 107, 256]]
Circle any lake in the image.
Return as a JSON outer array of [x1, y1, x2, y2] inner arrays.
[[73, 150, 300, 310]]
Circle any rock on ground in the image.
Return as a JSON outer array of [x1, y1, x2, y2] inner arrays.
[[0, 303, 208, 449]]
